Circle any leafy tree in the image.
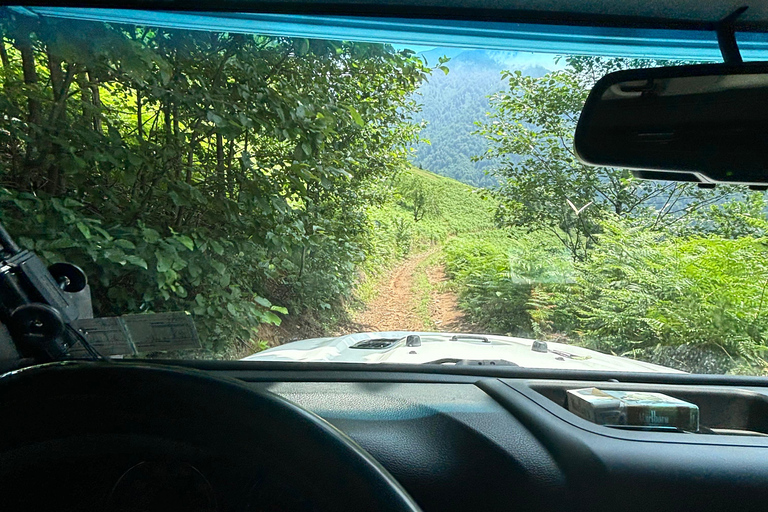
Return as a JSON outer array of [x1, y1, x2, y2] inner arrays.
[[0, 12, 431, 352], [409, 186, 440, 222], [476, 56, 730, 260], [682, 191, 768, 239]]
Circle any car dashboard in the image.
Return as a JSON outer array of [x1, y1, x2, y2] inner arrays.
[[151, 362, 768, 512]]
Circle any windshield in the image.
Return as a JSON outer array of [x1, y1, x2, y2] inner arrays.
[[1, 7, 767, 375]]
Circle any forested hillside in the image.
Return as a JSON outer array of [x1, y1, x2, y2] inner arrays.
[[411, 49, 549, 186]]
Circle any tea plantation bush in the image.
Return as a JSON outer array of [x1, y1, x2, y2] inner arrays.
[[365, 167, 495, 270]]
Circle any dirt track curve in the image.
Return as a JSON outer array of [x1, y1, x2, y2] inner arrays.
[[354, 249, 468, 332]]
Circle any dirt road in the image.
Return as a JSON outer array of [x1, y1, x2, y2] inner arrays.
[[251, 248, 472, 355], [354, 249, 468, 332]]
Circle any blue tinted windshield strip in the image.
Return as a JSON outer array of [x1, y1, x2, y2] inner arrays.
[[22, 7, 768, 60]]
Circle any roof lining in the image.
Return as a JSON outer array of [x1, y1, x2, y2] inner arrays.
[[9, 1, 768, 32], [25, 7, 768, 61]]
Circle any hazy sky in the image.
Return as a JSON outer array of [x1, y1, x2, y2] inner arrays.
[[397, 46, 565, 71]]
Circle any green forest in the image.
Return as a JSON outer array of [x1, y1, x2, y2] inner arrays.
[[1, 12, 768, 375], [410, 49, 548, 187]]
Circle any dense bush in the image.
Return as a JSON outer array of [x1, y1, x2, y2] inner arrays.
[[0, 189, 288, 347], [444, 229, 572, 335], [0, 14, 430, 352], [550, 221, 768, 373], [445, 217, 768, 374]]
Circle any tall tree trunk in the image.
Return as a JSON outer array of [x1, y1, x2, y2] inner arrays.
[[173, 104, 182, 177], [47, 53, 76, 124], [163, 101, 176, 178], [87, 71, 102, 134], [149, 108, 160, 142], [0, 40, 9, 70], [77, 72, 91, 123], [43, 49, 63, 195], [14, 32, 39, 124], [186, 147, 194, 183], [47, 48, 64, 102], [164, 102, 172, 142], [216, 132, 224, 198], [45, 53, 76, 195], [1, 39, 17, 183], [136, 89, 143, 140], [173, 149, 195, 230], [226, 139, 235, 197], [173, 104, 179, 137]]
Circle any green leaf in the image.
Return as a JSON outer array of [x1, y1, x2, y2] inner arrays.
[[347, 106, 364, 127], [142, 228, 160, 244], [177, 235, 194, 251], [270, 305, 288, 315], [18, 237, 35, 250], [114, 239, 136, 250], [227, 303, 237, 315], [262, 311, 282, 325], [189, 261, 202, 278], [211, 260, 226, 275], [168, 191, 188, 207], [126, 255, 148, 269], [105, 249, 127, 265], [76, 222, 92, 240], [210, 240, 224, 256], [155, 250, 173, 273], [207, 111, 224, 125], [254, 296, 271, 308], [296, 38, 310, 56]]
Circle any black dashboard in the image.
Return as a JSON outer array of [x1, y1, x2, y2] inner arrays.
[[5, 361, 768, 511], [186, 363, 768, 512]]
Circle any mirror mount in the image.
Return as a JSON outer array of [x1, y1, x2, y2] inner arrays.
[[716, 6, 748, 64]]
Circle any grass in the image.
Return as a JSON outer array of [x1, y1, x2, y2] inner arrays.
[[354, 167, 768, 376], [367, 166, 496, 257], [411, 250, 443, 330], [352, 166, 499, 328]]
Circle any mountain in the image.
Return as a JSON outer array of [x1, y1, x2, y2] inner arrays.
[[410, 48, 553, 187]]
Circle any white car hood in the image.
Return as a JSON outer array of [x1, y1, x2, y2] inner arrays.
[[242, 331, 681, 373]]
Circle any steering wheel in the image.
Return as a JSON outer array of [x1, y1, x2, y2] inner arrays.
[[0, 362, 422, 512]]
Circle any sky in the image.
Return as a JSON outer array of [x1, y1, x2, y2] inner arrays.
[[395, 45, 565, 71]]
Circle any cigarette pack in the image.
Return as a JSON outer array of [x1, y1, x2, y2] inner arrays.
[[566, 388, 699, 432]]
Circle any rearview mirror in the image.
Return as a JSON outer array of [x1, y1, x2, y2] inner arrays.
[[574, 63, 768, 185]]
